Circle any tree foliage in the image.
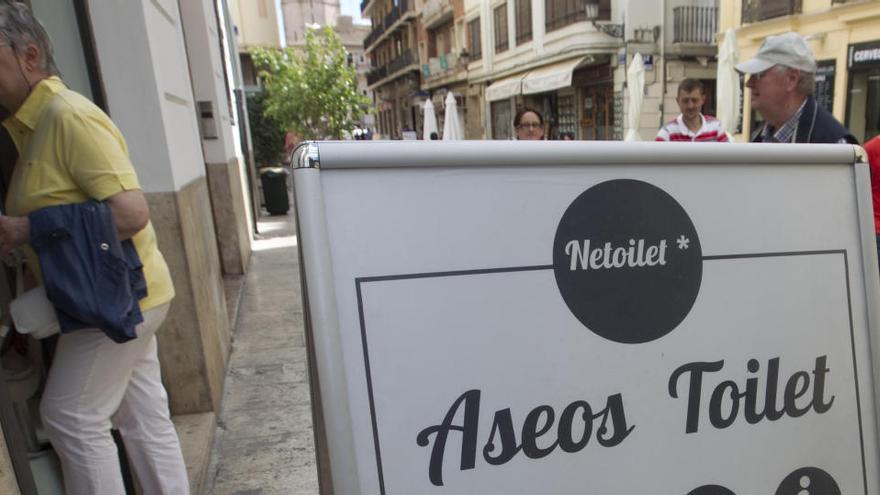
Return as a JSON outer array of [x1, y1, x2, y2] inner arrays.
[[246, 91, 286, 166], [250, 27, 370, 140]]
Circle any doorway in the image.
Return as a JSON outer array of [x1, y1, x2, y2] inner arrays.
[[581, 84, 614, 140]]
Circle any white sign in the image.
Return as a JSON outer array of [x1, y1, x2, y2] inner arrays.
[[293, 141, 880, 495]]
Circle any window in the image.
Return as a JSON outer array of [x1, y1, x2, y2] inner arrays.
[[515, 0, 532, 45], [544, 0, 588, 31], [468, 18, 482, 61], [494, 3, 508, 53]]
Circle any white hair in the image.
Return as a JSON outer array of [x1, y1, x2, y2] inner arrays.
[[0, 1, 59, 75]]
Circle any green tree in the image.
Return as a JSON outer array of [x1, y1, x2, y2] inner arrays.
[[246, 91, 286, 166], [250, 27, 370, 140]]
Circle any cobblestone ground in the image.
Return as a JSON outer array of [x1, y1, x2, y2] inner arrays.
[[205, 211, 319, 495]]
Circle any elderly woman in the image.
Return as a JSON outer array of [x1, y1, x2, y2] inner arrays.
[[0, 4, 187, 494], [514, 107, 545, 140]]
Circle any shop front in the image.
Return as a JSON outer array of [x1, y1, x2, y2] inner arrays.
[[846, 40, 880, 144], [572, 61, 614, 140]]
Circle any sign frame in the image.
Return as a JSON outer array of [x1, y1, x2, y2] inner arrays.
[[291, 141, 880, 495]]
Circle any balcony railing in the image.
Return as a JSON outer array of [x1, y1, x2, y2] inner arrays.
[[387, 50, 417, 74], [367, 51, 418, 86], [363, 1, 410, 50], [741, 0, 801, 24], [364, 23, 384, 49], [673, 6, 717, 44], [423, 52, 459, 78], [366, 66, 387, 85]]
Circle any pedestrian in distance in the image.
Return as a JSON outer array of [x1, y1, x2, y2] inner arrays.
[[656, 78, 729, 142], [430, 131, 439, 140], [0, 3, 188, 494], [514, 107, 544, 140], [865, 135, 880, 274], [736, 31, 857, 144]]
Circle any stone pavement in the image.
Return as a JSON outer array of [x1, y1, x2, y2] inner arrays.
[[204, 211, 319, 494]]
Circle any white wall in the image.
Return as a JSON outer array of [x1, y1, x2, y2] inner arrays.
[[180, 0, 239, 164], [88, 0, 206, 192], [87, 0, 174, 192], [144, 1, 206, 189]]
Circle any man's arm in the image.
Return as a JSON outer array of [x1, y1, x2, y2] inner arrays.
[[107, 189, 149, 240], [0, 189, 148, 257]]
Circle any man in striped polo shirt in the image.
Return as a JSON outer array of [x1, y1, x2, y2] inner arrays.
[[656, 78, 729, 143]]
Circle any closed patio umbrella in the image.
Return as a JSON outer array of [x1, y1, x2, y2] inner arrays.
[[625, 53, 645, 142], [423, 99, 439, 140], [717, 28, 742, 138], [442, 92, 464, 140]]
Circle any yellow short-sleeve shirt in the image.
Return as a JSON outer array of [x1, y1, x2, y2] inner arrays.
[[2, 77, 174, 311]]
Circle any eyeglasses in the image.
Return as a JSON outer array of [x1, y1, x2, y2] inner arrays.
[[749, 66, 777, 83], [517, 123, 542, 130]]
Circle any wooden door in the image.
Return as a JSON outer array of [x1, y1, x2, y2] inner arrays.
[[581, 84, 613, 140]]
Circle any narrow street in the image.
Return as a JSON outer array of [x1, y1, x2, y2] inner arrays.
[[205, 212, 319, 494]]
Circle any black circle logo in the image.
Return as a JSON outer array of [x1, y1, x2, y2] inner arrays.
[[553, 179, 702, 344], [776, 467, 840, 495], [688, 485, 735, 495]]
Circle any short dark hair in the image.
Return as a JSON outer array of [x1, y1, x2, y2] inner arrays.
[[677, 78, 704, 96], [429, 132, 439, 140], [514, 107, 543, 127]]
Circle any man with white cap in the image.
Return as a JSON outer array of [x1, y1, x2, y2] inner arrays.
[[736, 31, 857, 144]]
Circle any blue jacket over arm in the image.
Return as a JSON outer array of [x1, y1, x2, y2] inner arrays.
[[28, 201, 148, 343]]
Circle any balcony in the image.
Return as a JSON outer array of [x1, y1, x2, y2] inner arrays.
[[741, 0, 801, 24], [364, 23, 384, 49], [366, 66, 387, 86], [422, 52, 459, 78], [422, 0, 453, 29], [673, 6, 717, 44], [363, 0, 413, 52], [388, 50, 417, 74], [367, 51, 418, 87]]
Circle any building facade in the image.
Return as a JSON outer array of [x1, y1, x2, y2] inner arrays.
[[0, 0, 255, 493], [228, 0, 288, 88], [720, 0, 880, 143], [363, 0, 423, 138], [470, 0, 719, 141], [362, 0, 720, 140]]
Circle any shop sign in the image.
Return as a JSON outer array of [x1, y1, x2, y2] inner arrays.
[[848, 40, 880, 70], [815, 60, 836, 114]]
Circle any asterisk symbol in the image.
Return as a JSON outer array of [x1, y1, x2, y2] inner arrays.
[[676, 235, 690, 250]]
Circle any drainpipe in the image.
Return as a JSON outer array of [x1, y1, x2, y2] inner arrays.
[[659, 0, 666, 128]]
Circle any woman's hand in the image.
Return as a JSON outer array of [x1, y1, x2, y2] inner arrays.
[[0, 215, 29, 258]]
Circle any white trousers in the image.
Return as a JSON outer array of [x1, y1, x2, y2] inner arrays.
[[39, 303, 190, 495]]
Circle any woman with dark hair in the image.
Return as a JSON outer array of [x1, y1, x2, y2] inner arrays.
[[514, 107, 544, 140]]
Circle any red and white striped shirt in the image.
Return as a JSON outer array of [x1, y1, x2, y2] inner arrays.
[[655, 114, 729, 142]]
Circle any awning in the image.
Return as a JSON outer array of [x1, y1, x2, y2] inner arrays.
[[521, 57, 587, 95], [486, 72, 528, 102]]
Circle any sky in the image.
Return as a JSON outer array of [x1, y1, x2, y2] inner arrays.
[[340, 0, 370, 25]]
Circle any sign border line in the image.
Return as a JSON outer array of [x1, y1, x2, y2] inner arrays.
[[354, 249, 866, 494]]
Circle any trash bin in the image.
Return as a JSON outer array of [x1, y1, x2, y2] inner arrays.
[[260, 167, 290, 215]]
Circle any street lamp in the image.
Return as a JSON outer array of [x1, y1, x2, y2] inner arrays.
[[585, 0, 624, 39]]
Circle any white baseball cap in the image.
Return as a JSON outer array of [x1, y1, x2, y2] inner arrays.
[[735, 32, 817, 74]]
